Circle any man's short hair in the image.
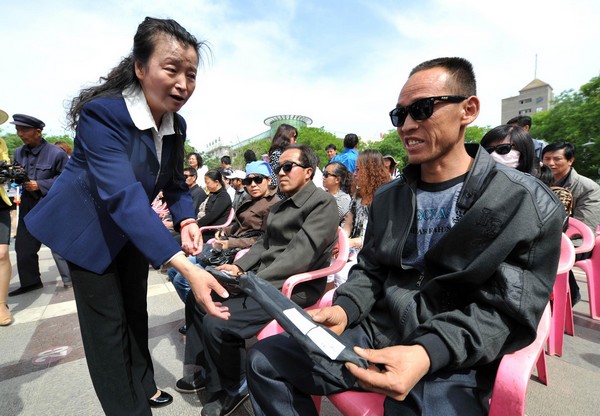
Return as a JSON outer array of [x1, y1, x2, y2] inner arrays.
[[507, 115, 532, 129], [410, 57, 477, 96], [542, 141, 576, 160], [343, 134, 359, 149], [184, 167, 197, 176], [325, 143, 337, 151], [286, 144, 318, 179], [221, 155, 231, 165]]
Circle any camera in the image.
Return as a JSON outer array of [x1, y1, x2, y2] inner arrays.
[[0, 161, 29, 185]]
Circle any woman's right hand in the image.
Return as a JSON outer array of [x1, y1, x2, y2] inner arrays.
[[169, 254, 230, 319]]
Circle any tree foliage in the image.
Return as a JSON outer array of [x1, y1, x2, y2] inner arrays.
[[0, 131, 74, 159], [368, 130, 407, 169], [531, 76, 600, 180]]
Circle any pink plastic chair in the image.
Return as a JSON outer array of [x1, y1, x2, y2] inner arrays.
[[257, 228, 349, 339], [488, 302, 551, 416], [547, 233, 576, 356], [575, 234, 600, 319], [565, 217, 596, 255], [198, 208, 235, 240]]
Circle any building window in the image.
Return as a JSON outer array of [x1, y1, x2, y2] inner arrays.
[[519, 108, 532, 115], [519, 98, 532, 104]]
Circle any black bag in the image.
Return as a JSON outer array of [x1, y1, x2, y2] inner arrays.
[[196, 243, 240, 267]]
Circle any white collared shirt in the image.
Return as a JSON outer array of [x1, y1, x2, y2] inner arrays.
[[123, 85, 175, 172]]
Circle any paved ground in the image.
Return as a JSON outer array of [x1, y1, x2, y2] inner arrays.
[[1, 243, 599, 415]]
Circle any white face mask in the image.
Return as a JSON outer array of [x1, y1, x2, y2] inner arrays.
[[491, 149, 521, 169]]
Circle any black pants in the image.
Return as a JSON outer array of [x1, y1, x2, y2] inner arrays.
[[184, 291, 273, 393], [69, 242, 155, 416], [16, 202, 42, 287], [247, 327, 494, 416]]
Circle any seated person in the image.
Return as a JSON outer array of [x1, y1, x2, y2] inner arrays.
[[168, 161, 280, 303], [246, 57, 564, 416], [177, 144, 339, 416], [322, 161, 352, 225]]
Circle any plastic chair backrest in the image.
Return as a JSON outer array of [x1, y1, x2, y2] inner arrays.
[[574, 234, 600, 319], [548, 233, 576, 356], [198, 208, 235, 236], [488, 302, 551, 416], [565, 217, 596, 254], [281, 228, 349, 298]]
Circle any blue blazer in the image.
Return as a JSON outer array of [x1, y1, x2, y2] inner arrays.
[[25, 97, 195, 274]]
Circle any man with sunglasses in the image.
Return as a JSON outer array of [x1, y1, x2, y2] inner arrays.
[[247, 57, 564, 415], [184, 167, 207, 217], [181, 144, 338, 416]]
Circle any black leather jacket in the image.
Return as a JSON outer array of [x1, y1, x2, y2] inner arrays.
[[335, 144, 564, 373]]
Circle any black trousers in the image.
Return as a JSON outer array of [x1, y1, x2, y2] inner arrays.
[[16, 197, 42, 287], [247, 327, 494, 416], [184, 291, 273, 393], [69, 242, 155, 416]]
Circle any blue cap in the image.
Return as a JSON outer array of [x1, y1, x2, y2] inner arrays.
[[11, 114, 45, 129], [246, 161, 272, 177]]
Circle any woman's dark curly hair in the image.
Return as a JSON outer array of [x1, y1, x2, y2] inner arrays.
[[351, 150, 389, 206]]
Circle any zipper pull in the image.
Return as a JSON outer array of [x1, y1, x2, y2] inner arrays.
[[416, 273, 425, 287]]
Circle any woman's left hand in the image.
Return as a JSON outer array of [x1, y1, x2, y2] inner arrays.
[[181, 222, 202, 255], [213, 238, 229, 250]]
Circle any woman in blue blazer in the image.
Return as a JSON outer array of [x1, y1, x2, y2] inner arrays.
[[25, 18, 229, 415]]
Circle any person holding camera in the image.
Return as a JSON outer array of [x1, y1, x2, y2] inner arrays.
[[8, 114, 68, 296]]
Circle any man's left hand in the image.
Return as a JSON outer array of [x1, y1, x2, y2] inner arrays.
[[181, 222, 202, 255], [24, 180, 39, 192], [344, 344, 431, 401]]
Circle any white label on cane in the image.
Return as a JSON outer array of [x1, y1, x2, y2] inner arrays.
[[283, 308, 345, 360], [284, 308, 317, 334]]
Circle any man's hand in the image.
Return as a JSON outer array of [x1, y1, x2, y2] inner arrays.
[[23, 180, 39, 192], [180, 221, 202, 255], [215, 264, 242, 275], [307, 305, 348, 335], [345, 344, 431, 401], [213, 238, 229, 250]]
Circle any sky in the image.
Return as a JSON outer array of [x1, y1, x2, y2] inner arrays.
[[1, 0, 599, 151]]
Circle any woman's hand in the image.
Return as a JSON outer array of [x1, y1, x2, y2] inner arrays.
[[215, 264, 242, 275], [168, 254, 230, 319], [180, 221, 202, 255], [213, 238, 229, 250]]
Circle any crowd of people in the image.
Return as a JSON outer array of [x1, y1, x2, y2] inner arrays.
[[1, 16, 599, 416]]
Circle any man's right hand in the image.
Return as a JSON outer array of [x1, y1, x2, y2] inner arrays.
[[308, 305, 348, 335]]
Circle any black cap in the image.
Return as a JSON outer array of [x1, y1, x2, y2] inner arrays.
[[11, 114, 45, 130]]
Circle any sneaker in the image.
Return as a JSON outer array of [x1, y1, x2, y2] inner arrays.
[[179, 323, 188, 335], [175, 374, 207, 393], [201, 390, 249, 416]]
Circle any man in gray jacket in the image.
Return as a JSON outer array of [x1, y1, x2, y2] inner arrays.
[[247, 57, 564, 415], [180, 144, 339, 416]]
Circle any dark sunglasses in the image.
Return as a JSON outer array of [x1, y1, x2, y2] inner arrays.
[[485, 143, 515, 155], [389, 95, 467, 127], [274, 161, 307, 175], [323, 171, 338, 178], [183, 174, 195, 178], [242, 175, 267, 186]]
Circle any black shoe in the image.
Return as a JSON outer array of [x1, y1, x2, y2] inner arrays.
[[148, 390, 173, 408], [179, 324, 188, 335], [8, 282, 43, 297], [571, 290, 582, 307], [175, 374, 207, 393], [201, 390, 249, 416]]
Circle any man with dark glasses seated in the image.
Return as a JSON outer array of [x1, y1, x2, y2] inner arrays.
[[181, 144, 338, 416], [248, 57, 564, 415]]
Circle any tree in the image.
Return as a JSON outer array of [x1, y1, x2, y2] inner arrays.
[[531, 76, 600, 180], [367, 130, 406, 169], [296, 126, 342, 168]]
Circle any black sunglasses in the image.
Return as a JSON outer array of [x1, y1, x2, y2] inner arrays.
[[389, 95, 467, 127], [183, 174, 195, 178], [323, 171, 338, 178], [274, 161, 307, 174], [242, 175, 267, 186], [485, 143, 515, 155]]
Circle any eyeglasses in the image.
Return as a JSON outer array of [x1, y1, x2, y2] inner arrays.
[[323, 171, 338, 178], [485, 143, 514, 155], [242, 176, 267, 186], [274, 161, 307, 175], [183, 174, 195, 178], [389, 96, 468, 127]]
